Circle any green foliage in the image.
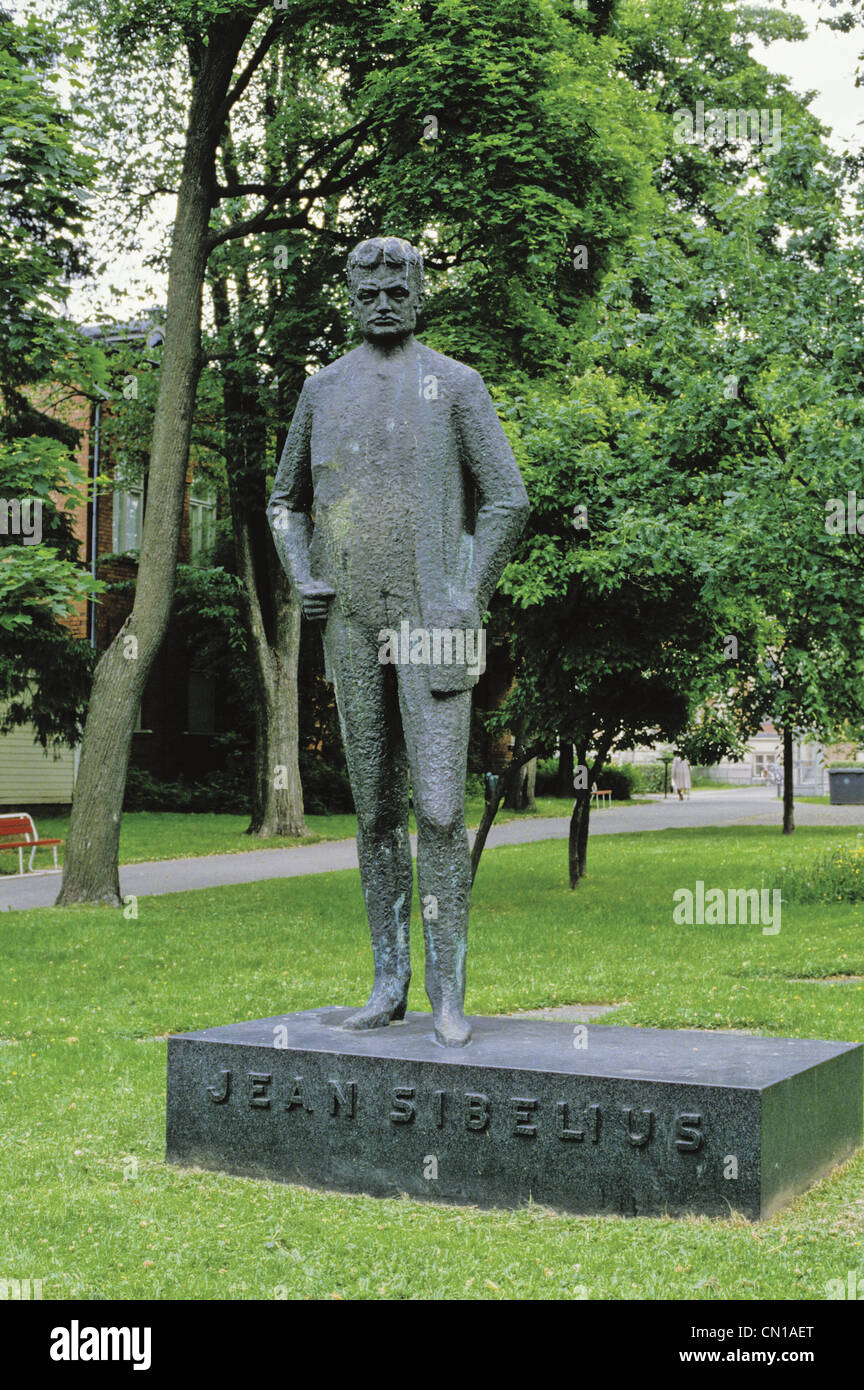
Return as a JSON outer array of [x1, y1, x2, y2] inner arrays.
[[103, 0, 663, 428], [675, 716, 749, 770], [0, 10, 101, 417], [627, 761, 666, 794], [298, 754, 353, 816], [348, 0, 661, 377], [124, 752, 353, 815], [50, 0, 864, 797], [476, 0, 857, 837], [67, 0, 663, 829], [619, 0, 812, 217], [596, 763, 634, 800], [770, 840, 864, 905], [0, 503, 97, 745], [124, 759, 250, 814], [0, 11, 105, 746], [597, 121, 864, 750], [486, 368, 763, 772]]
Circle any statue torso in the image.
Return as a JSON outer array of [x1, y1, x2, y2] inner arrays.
[[306, 340, 470, 624]]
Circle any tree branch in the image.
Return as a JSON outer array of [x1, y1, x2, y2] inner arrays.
[[207, 206, 312, 249], [208, 116, 374, 248], [215, 14, 287, 129]]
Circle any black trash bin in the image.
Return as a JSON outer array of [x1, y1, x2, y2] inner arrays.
[[828, 767, 864, 805]]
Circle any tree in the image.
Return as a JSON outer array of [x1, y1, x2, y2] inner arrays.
[[468, 0, 825, 878], [58, 0, 282, 902], [0, 8, 103, 747], [473, 371, 766, 886], [58, 0, 658, 898], [594, 106, 864, 834], [201, 0, 658, 834]]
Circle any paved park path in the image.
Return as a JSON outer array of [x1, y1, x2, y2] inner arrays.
[[3, 786, 862, 912]]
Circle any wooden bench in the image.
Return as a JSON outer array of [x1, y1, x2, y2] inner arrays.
[[592, 788, 612, 810], [0, 813, 63, 876]]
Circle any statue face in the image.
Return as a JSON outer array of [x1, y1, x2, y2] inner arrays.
[[350, 264, 421, 341]]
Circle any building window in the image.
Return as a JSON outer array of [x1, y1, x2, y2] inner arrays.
[[189, 476, 217, 565], [112, 458, 144, 553]]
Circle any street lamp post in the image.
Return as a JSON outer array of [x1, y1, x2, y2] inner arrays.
[[661, 753, 673, 799]]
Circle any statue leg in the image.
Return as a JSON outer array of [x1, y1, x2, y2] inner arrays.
[[397, 664, 473, 1047], [325, 609, 414, 1030]]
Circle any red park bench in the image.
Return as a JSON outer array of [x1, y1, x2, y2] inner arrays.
[[0, 813, 63, 876]]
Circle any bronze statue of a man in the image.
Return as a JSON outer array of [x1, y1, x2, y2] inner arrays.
[[268, 236, 528, 1046]]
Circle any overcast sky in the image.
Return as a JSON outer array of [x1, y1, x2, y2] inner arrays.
[[753, 0, 861, 152], [67, 0, 864, 321]]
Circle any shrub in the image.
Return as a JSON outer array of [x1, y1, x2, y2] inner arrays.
[[597, 764, 635, 801], [465, 772, 486, 799], [629, 761, 667, 793], [123, 766, 246, 814], [533, 756, 560, 795], [769, 840, 864, 904], [124, 754, 355, 817], [124, 768, 188, 813], [299, 756, 353, 815]]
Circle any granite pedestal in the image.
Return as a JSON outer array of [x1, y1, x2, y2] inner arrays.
[[165, 1009, 862, 1219]]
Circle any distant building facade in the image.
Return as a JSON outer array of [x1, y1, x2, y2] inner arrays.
[[613, 723, 856, 795]]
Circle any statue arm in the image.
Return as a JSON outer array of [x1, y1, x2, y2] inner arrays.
[[455, 369, 530, 614], [267, 380, 327, 597]]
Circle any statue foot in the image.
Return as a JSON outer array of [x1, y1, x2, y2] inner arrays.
[[343, 987, 408, 1031], [433, 1006, 472, 1048]]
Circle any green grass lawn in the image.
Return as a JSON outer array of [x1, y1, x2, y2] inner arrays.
[[1, 796, 586, 875], [2, 823, 863, 1300]]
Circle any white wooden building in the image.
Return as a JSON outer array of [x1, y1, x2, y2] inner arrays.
[[0, 723, 78, 807]]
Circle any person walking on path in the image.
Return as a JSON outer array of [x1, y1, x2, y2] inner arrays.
[[670, 756, 691, 802]]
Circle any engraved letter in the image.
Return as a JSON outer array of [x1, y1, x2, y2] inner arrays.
[[675, 1113, 703, 1153], [249, 1072, 272, 1108], [285, 1076, 313, 1112], [511, 1097, 538, 1137], [622, 1107, 654, 1147], [434, 1089, 446, 1128], [465, 1092, 490, 1131], [207, 1069, 230, 1103], [390, 1086, 416, 1123], [328, 1079, 356, 1118], [557, 1101, 584, 1141]]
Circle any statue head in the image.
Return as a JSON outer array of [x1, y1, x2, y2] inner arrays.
[[346, 235, 424, 342]]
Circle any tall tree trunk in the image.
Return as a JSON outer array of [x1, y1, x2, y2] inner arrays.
[[555, 738, 574, 797], [209, 108, 308, 838], [210, 257, 307, 839], [502, 758, 523, 810], [568, 786, 591, 888], [523, 756, 537, 811], [782, 725, 795, 835], [568, 735, 613, 888], [245, 547, 306, 837], [470, 753, 530, 883], [57, 27, 253, 905]]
